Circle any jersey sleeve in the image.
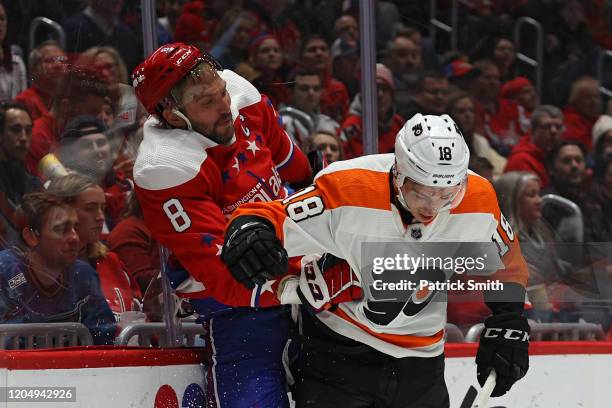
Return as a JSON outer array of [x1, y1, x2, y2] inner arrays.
[[259, 95, 311, 183], [458, 176, 529, 287], [231, 174, 342, 258], [135, 169, 283, 308]]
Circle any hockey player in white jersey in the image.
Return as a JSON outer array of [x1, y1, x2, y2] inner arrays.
[[221, 113, 530, 407]]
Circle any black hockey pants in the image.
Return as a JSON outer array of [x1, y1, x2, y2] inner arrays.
[[291, 313, 450, 408]]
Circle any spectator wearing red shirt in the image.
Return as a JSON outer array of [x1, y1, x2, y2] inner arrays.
[[562, 76, 602, 152], [500, 76, 538, 134], [48, 174, 141, 318], [107, 193, 160, 296], [470, 59, 525, 156], [342, 64, 405, 158], [15, 41, 67, 121], [25, 67, 107, 176], [299, 34, 350, 124], [505, 105, 565, 188], [173, 0, 213, 50]]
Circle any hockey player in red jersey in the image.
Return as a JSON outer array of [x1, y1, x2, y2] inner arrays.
[[222, 113, 531, 407], [131, 43, 310, 407]]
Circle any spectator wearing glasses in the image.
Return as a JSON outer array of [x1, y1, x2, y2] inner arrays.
[[15, 41, 68, 121], [0, 103, 40, 248], [399, 70, 449, 122], [0, 191, 115, 345], [505, 105, 565, 188]]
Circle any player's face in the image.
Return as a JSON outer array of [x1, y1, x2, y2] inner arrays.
[[74, 186, 106, 247], [36, 205, 80, 269], [1, 108, 32, 162], [519, 178, 542, 227], [400, 178, 461, 223], [181, 73, 234, 144]]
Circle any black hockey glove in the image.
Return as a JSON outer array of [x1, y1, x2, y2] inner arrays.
[[476, 312, 530, 397], [221, 215, 288, 289]]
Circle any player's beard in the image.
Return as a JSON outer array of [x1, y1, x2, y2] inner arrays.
[[194, 112, 234, 145]]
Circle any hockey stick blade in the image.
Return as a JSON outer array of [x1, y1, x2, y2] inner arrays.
[[471, 370, 496, 408]]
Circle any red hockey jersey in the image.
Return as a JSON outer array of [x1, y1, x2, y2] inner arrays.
[[133, 69, 310, 307], [95, 251, 142, 319]]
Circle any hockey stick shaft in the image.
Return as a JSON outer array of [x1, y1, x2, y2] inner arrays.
[[471, 370, 496, 408]]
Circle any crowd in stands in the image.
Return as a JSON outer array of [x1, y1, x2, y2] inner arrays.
[[0, 0, 611, 346]]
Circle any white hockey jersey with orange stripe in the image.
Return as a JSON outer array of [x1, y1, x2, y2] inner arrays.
[[232, 153, 528, 358]]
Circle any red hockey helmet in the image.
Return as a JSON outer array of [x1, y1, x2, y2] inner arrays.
[[131, 43, 220, 113]]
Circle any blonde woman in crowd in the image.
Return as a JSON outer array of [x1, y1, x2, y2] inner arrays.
[[494, 171, 582, 321], [47, 174, 141, 320]]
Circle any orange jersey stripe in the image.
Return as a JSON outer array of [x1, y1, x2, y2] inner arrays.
[[314, 168, 391, 211], [333, 307, 445, 348], [451, 173, 497, 216]]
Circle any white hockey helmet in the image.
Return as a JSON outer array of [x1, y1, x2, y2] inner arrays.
[[393, 113, 470, 211]]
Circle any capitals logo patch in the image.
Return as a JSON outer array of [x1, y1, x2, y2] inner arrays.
[[412, 123, 423, 136]]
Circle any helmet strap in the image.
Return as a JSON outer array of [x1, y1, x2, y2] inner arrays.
[[392, 163, 411, 211], [172, 108, 193, 131]]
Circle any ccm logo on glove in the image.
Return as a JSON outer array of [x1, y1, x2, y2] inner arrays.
[[483, 328, 529, 341]]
